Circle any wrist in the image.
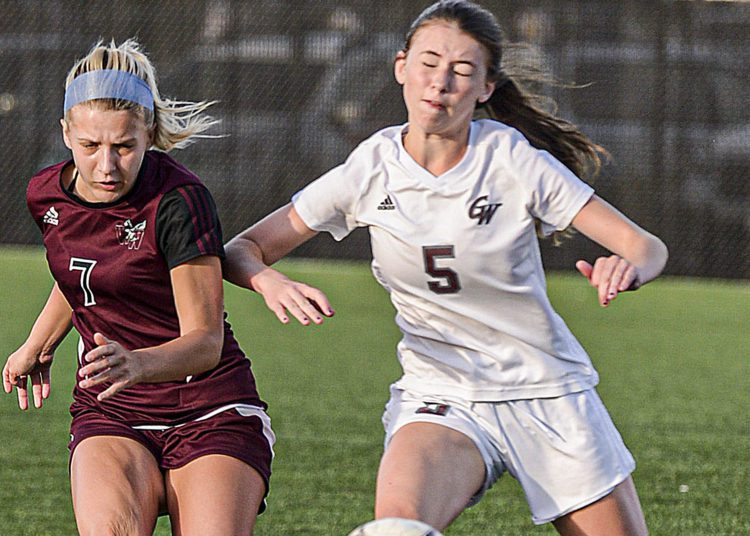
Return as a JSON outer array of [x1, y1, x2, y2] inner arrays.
[[249, 267, 286, 295]]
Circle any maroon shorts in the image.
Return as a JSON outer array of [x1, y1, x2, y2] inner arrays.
[[69, 404, 274, 510]]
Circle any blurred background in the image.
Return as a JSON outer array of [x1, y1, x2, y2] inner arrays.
[[1, 0, 748, 279]]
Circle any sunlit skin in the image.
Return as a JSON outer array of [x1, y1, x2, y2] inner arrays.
[[394, 21, 495, 172], [61, 107, 153, 204]]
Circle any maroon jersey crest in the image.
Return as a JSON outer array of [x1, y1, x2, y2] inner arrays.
[[115, 219, 147, 250]]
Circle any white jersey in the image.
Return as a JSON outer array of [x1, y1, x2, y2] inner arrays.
[[293, 119, 598, 401]]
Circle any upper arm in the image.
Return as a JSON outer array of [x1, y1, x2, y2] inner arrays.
[[231, 203, 318, 266], [170, 255, 224, 340], [572, 195, 644, 253]]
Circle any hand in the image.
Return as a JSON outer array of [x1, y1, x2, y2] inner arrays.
[[3, 346, 54, 410], [576, 256, 640, 307], [251, 268, 335, 325], [79, 333, 145, 401]]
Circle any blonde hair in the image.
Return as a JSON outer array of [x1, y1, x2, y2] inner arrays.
[[63, 38, 219, 151]]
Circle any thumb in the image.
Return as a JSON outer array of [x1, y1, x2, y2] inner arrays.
[[93, 332, 110, 347], [575, 260, 593, 280]]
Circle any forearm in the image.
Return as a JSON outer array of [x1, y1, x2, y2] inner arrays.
[[223, 235, 271, 291], [133, 328, 223, 383], [223, 203, 319, 292], [23, 284, 73, 354]]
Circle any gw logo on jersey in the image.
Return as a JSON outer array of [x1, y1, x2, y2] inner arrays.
[[468, 195, 502, 225], [115, 219, 147, 250]]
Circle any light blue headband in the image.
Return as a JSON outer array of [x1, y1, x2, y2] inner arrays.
[[63, 69, 154, 113]]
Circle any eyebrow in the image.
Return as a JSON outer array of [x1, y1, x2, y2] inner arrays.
[[75, 135, 137, 145]]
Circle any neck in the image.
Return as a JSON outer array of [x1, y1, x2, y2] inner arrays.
[[402, 125, 470, 177]]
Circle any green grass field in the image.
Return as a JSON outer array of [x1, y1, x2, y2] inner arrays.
[[1, 246, 748, 535]]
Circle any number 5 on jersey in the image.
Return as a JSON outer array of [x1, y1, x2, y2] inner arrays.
[[422, 246, 461, 294]]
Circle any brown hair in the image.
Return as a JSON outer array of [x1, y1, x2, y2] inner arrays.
[[405, 1, 608, 239]]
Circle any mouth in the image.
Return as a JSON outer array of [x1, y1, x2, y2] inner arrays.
[[97, 180, 121, 191], [423, 99, 446, 111]]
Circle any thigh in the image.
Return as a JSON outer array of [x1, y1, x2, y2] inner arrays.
[[160, 405, 274, 496], [552, 476, 647, 536], [166, 454, 266, 536], [375, 422, 485, 531], [70, 435, 164, 536], [494, 389, 637, 525]]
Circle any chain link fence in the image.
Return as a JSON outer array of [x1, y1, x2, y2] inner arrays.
[[1, 0, 748, 278]]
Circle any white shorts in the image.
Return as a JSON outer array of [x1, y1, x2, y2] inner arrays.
[[381, 386, 635, 525]]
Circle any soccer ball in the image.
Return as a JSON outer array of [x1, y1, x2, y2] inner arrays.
[[347, 517, 444, 536]]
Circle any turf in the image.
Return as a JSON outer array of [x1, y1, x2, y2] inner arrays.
[[0, 246, 748, 535]]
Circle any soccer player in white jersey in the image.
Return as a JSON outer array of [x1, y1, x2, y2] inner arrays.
[[224, 1, 667, 534]]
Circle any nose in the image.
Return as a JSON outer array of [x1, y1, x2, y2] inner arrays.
[[97, 147, 118, 176], [430, 67, 451, 93]]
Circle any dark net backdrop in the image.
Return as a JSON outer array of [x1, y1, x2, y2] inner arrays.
[[1, 0, 748, 278]]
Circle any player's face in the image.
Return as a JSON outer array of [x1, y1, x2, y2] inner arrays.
[[61, 106, 153, 203], [395, 21, 495, 139]]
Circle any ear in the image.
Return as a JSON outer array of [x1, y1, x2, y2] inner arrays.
[[394, 50, 407, 85], [478, 80, 496, 104], [60, 118, 72, 150]]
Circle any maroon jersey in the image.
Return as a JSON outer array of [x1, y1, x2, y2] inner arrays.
[[27, 151, 264, 425]]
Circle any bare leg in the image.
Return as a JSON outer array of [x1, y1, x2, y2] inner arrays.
[[71, 436, 164, 536], [375, 422, 485, 531], [552, 477, 648, 536], [166, 454, 265, 536]]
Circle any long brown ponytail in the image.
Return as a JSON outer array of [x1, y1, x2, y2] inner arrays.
[[406, 1, 608, 240]]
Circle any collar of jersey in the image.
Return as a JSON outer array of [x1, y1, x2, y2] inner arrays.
[[395, 121, 479, 195]]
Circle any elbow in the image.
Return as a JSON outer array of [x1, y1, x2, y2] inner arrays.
[[656, 236, 669, 269], [206, 333, 224, 370], [194, 330, 224, 374], [636, 234, 669, 284]]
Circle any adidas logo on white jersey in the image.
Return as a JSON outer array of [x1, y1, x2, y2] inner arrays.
[[377, 195, 395, 211], [43, 206, 59, 225]]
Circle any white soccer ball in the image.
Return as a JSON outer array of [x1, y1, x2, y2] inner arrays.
[[347, 517, 444, 536]]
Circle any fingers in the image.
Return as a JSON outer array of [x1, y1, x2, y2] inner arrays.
[[2, 362, 11, 394], [269, 284, 335, 326], [4, 356, 50, 409], [79, 333, 125, 389], [41, 367, 51, 401], [575, 260, 593, 279], [29, 368, 51, 409], [78, 334, 138, 400], [31, 373, 45, 409], [93, 332, 110, 347], [96, 380, 128, 402], [578, 256, 640, 307], [16, 375, 29, 411], [4, 361, 30, 410]]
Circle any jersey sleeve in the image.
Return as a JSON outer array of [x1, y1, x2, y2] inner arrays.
[[156, 185, 225, 269], [291, 143, 373, 241], [505, 129, 594, 236]]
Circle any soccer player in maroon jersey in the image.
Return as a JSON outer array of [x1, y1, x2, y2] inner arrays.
[[2, 39, 274, 535]]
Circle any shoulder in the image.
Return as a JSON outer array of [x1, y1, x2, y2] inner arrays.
[[348, 124, 404, 162], [148, 150, 205, 190], [26, 159, 69, 203], [472, 119, 530, 151]]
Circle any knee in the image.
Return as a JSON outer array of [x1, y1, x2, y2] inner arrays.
[[375, 496, 423, 522], [76, 508, 154, 536]]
